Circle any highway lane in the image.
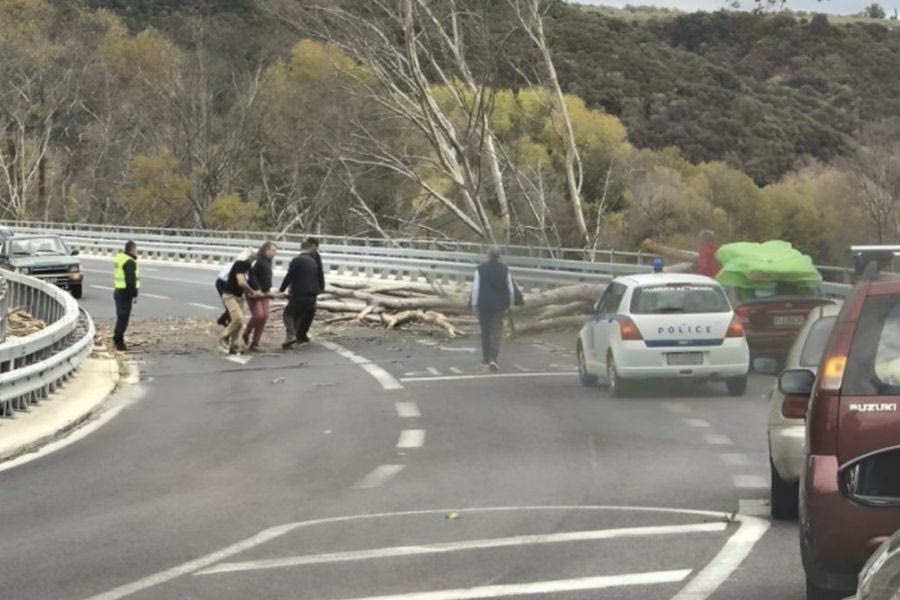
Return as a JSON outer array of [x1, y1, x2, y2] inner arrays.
[[0, 258, 807, 600]]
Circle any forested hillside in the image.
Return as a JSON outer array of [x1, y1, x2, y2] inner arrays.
[[4, 0, 898, 262]]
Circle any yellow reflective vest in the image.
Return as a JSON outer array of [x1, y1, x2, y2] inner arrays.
[[113, 253, 140, 290]]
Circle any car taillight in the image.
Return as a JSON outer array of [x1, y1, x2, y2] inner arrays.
[[820, 355, 847, 392], [734, 306, 751, 323], [726, 316, 745, 338], [782, 395, 810, 419], [618, 317, 643, 341]]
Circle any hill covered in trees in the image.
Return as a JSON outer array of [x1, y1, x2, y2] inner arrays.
[[7, 0, 898, 262]]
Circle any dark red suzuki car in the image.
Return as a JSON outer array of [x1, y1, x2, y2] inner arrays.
[[781, 280, 900, 599]]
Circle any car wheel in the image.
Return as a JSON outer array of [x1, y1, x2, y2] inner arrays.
[[770, 459, 799, 521], [607, 355, 630, 398], [577, 344, 598, 387], [806, 577, 850, 600], [726, 376, 747, 397], [70, 284, 83, 300]]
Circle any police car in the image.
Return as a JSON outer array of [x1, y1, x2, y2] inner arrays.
[[576, 274, 750, 397]]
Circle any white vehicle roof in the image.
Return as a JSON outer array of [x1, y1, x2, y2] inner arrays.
[[614, 273, 720, 287]]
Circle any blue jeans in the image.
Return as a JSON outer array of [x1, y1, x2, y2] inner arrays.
[[113, 290, 132, 344]]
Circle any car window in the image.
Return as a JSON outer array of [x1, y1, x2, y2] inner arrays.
[[734, 284, 818, 301], [630, 284, 730, 314], [845, 295, 900, 395], [799, 316, 837, 367], [10, 237, 66, 256], [598, 283, 626, 314]]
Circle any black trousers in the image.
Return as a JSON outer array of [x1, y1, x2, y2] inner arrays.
[[284, 296, 317, 342], [478, 310, 505, 363], [113, 290, 133, 343]]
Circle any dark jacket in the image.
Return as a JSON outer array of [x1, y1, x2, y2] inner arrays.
[[312, 251, 325, 293], [280, 253, 321, 298], [249, 254, 273, 293], [122, 253, 138, 299], [473, 260, 512, 314]]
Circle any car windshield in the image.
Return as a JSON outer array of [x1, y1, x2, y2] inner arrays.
[[845, 296, 900, 394], [799, 316, 837, 367], [9, 237, 67, 256], [630, 284, 730, 314]]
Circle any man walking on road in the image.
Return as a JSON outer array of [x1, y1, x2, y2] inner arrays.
[[307, 237, 326, 294], [280, 241, 322, 349], [220, 249, 261, 355], [472, 247, 515, 371], [112, 240, 139, 352]]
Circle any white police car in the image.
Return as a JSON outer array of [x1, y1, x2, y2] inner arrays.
[[576, 274, 750, 397]]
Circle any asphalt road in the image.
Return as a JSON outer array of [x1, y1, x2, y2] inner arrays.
[[0, 258, 807, 600]]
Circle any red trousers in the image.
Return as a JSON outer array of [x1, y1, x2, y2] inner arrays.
[[243, 297, 270, 346]]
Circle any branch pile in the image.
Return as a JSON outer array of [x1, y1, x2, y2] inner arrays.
[[278, 278, 605, 339], [4, 307, 46, 339]]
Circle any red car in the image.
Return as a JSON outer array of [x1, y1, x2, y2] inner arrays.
[[780, 280, 900, 599], [728, 284, 833, 367]]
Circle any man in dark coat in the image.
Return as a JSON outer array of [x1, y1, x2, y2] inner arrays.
[[472, 247, 515, 371], [280, 241, 322, 348]]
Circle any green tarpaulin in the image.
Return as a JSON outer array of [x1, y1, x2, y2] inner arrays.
[[714, 241, 823, 291]]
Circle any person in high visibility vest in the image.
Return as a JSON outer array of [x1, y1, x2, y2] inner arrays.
[[113, 241, 139, 351]]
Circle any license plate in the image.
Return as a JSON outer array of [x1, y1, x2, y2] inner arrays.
[[773, 315, 805, 328], [667, 352, 703, 366]]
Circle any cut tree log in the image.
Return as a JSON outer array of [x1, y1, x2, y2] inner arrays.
[[517, 283, 606, 311], [533, 300, 593, 321], [509, 315, 586, 336]]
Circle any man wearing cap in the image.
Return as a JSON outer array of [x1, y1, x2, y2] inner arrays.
[[112, 241, 139, 351]]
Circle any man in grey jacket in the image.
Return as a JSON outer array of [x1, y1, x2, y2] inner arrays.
[[471, 247, 515, 371]]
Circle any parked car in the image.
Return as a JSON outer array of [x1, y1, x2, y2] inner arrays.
[[782, 280, 900, 599], [576, 274, 750, 397], [0, 235, 83, 298], [847, 528, 900, 600], [726, 283, 833, 369], [768, 302, 840, 521]]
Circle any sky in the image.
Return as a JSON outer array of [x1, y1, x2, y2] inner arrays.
[[572, 0, 884, 15]]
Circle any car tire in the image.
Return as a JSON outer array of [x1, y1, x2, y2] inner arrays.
[[770, 459, 799, 521], [806, 577, 850, 600], [577, 344, 598, 387], [607, 355, 630, 398], [726, 376, 747, 396], [70, 284, 83, 300]]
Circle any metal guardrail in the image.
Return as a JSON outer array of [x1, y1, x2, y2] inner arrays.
[[0, 269, 95, 418]]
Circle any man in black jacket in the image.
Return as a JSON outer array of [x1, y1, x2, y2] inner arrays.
[[307, 237, 326, 294], [280, 241, 322, 348], [472, 247, 515, 371]]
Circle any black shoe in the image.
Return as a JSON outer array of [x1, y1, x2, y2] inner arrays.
[[216, 315, 229, 327], [282, 340, 296, 350], [114, 341, 127, 352], [297, 337, 311, 345]]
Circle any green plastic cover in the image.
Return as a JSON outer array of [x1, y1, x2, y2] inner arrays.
[[714, 241, 823, 290]]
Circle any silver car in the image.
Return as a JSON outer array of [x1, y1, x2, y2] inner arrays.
[[767, 302, 840, 520], [846, 529, 900, 599]]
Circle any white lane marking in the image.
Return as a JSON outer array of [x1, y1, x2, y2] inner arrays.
[[84, 505, 754, 600], [683, 418, 711, 428], [720, 453, 752, 466], [223, 355, 252, 365], [664, 402, 691, 413], [438, 345, 476, 353], [738, 499, 770, 517], [196, 523, 726, 575], [671, 515, 770, 600], [449, 367, 463, 374], [319, 341, 404, 391], [426, 367, 441, 376], [90, 284, 114, 291], [395, 402, 421, 418], [400, 372, 577, 383], [352, 465, 405, 489], [189, 302, 220, 311], [141, 293, 170, 300], [397, 429, 425, 449], [514, 364, 528, 372], [732, 475, 768, 489], [704, 434, 733, 445], [317, 571, 693, 600]]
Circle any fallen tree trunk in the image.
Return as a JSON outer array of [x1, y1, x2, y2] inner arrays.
[[509, 315, 586, 336], [518, 283, 605, 312]]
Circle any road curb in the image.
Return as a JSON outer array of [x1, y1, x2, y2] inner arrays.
[[0, 354, 122, 463]]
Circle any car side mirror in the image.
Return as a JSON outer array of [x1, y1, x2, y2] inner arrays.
[[779, 369, 815, 397], [70, 249, 80, 256]]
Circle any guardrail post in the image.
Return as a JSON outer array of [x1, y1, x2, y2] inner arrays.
[[0, 273, 6, 344]]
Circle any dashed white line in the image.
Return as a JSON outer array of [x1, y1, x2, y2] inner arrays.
[[397, 429, 425, 449], [732, 475, 768, 489], [90, 284, 114, 291], [395, 402, 421, 418], [664, 402, 691, 413], [514, 364, 529, 372], [449, 367, 463, 374], [319, 341, 403, 391], [426, 367, 441, 376], [141, 292, 171, 300], [720, 453, 752, 466], [400, 372, 577, 383], [189, 302, 220, 311], [196, 522, 725, 575], [703, 434, 733, 446], [683, 418, 711, 428], [352, 465, 405, 489]]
